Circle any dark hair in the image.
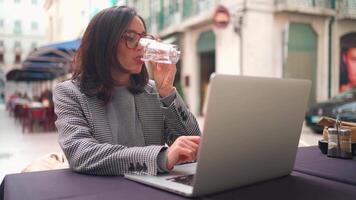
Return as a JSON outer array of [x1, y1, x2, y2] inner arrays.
[[340, 48, 349, 85], [72, 6, 149, 104]]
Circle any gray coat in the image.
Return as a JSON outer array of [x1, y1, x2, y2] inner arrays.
[[53, 80, 201, 176]]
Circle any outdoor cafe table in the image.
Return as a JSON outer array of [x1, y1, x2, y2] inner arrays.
[[294, 146, 356, 185], [1, 147, 356, 200]]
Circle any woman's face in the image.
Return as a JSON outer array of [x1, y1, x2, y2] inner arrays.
[[345, 48, 356, 85], [116, 16, 145, 75]]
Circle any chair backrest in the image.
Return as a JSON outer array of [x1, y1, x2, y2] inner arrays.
[[30, 108, 47, 120]]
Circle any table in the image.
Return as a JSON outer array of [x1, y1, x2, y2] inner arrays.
[[294, 146, 356, 185], [1, 147, 356, 200]]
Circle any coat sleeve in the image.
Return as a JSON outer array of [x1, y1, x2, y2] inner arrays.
[[145, 80, 201, 145], [53, 81, 165, 176], [162, 91, 202, 145]]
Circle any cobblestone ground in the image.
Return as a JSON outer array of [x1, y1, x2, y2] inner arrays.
[[0, 103, 61, 182]]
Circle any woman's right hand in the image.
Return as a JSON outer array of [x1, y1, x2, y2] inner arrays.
[[166, 136, 201, 170]]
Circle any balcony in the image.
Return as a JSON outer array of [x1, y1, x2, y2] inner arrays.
[[150, 0, 219, 32], [275, 0, 337, 16], [339, 0, 356, 19]]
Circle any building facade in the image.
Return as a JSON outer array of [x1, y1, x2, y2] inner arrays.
[[130, 0, 356, 116], [0, 0, 48, 73], [43, 0, 127, 42]]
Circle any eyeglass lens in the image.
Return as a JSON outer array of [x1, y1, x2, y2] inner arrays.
[[124, 31, 154, 49]]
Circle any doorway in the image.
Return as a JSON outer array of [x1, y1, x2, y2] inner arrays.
[[284, 23, 317, 105], [199, 51, 215, 115], [197, 30, 216, 115]]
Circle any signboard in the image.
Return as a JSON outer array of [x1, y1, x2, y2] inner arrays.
[[213, 5, 230, 28], [339, 33, 356, 92]]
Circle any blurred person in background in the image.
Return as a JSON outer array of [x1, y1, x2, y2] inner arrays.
[[53, 6, 201, 176], [40, 89, 53, 107]]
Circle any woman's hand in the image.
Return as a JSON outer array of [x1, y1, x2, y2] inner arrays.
[[166, 136, 201, 170], [151, 62, 177, 97]]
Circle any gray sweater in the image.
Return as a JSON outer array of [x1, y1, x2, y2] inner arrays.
[[107, 86, 176, 172]]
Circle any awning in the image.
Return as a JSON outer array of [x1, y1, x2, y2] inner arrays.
[[6, 69, 56, 82], [22, 61, 66, 77], [23, 38, 81, 74], [26, 48, 74, 63], [197, 31, 215, 53], [42, 38, 81, 51], [26, 38, 80, 62]]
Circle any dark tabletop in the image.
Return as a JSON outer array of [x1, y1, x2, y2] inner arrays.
[[1, 170, 356, 200], [294, 146, 356, 185], [1, 147, 356, 200]]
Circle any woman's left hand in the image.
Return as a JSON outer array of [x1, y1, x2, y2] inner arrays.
[[151, 62, 177, 97]]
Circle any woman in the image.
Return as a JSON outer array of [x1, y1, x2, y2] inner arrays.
[[340, 47, 356, 92], [53, 6, 201, 176]]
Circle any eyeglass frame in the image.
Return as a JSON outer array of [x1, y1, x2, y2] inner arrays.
[[121, 30, 155, 49]]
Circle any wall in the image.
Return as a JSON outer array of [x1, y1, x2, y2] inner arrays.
[[182, 29, 200, 115], [274, 12, 330, 101], [214, 20, 241, 75], [0, 0, 48, 72], [242, 7, 275, 77]]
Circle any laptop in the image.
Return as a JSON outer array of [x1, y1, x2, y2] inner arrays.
[[125, 74, 311, 197]]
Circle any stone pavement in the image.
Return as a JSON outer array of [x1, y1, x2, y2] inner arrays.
[[0, 103, 61, 182]]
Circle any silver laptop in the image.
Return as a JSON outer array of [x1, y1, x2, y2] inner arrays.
[[125, 74, 311, 197]]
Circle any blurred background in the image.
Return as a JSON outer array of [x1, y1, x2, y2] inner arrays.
[[0, 0, 356, 181]]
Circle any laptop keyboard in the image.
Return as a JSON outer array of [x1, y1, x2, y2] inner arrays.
[[167, 174, 195, 186]]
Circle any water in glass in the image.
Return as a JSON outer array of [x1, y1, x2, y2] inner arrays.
[[139, 38, 181, 64]]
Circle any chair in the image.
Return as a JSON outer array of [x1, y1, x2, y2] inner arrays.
[[14, 104, 28, 124], [20, 107, 31, 133], [45, 106, 57, 132], [23, 108, 47, 133]]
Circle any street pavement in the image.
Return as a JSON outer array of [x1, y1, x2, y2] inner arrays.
[[0, 103, 61, 182], [0, 103, 322, 182]]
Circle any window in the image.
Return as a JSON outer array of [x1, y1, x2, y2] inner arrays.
[[14, 41, 22, 63], [170, 0, 179, 13], [31, 0, 37, 5], [15, 53, 21, 64], [13, 41, 22, 53], [30, 42, 37, 51], [109, 0, 117, 6], [31, 21, 38, 30], [14, 20, 22, 34], [183, 0, 193, 18], [14, 0, 21, 3], [0, 53, 4, 63], [0, 40, 4, 64], [0, 40, 4, 51], [14, 41, 21, 47]]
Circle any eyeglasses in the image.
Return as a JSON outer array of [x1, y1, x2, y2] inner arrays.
[[121, 30, 155, 49]]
